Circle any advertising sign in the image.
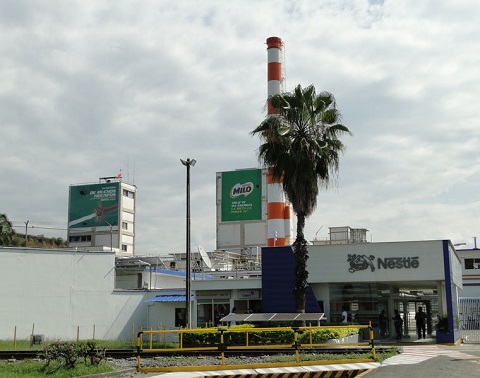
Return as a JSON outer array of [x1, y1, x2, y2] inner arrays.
[[68, 183, 119, 228], [347, 254, 419, 273], [221, 169, 262, 222]]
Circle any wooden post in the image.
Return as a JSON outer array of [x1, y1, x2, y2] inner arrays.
[[14, 326, 17, 351]]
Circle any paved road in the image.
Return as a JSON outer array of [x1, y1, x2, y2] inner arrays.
[[364, 344, 480, 377], [111, 344, 480, 377]]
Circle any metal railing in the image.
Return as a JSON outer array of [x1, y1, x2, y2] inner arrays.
[[135, 323, 376, 373]]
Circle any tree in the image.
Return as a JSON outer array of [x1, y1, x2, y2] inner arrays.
[[251, 84, 352, 313], [0, 213, 14, 246]]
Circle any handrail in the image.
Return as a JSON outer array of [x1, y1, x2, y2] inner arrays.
[[136, 322, 376, 373]]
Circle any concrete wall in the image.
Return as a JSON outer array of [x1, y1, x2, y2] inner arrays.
[[0, 247, 153, 340], [115, 271, 185, 290], [456, 248, 480, 297]]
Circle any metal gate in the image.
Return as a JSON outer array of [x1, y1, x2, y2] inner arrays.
[[459, 297, 480, 343]]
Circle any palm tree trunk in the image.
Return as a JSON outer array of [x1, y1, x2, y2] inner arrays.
[[293, 214, 309, 313]]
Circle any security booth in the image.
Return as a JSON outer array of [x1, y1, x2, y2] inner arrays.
[[262, 240, 463, 343], [191, 276, 263, 327]]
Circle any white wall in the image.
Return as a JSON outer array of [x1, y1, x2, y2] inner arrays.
[[308, 240, 446, 283], [0, 247, 153, 340], [456, 248, 480, 297], [116, 271, 186, 290]]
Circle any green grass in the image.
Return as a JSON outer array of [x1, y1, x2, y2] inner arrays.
[[0, 339, 137, 351], [0, 360, 115, 378]]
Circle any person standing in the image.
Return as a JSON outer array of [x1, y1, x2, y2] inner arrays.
[[341, 306, 348, 323], [379, 310, 387, 339], [415, 306, 427, 339], [392, 309, 403, 339], [228, 307, 237, 326]]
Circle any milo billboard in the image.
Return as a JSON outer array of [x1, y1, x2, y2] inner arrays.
[[221, 169, 262, 222], [68, 183, 119, 228]]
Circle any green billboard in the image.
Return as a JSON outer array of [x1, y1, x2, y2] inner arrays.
[[221, 169, 262, 222], [68, 183, 120, 228]]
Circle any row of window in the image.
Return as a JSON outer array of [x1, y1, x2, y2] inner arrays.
[[69, 236, 129, 252], [465, 258, 480, 270], [69, 235, 92, 242], [123, 189, 135, 199]]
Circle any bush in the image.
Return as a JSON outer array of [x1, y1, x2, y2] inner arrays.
[[37, 340, 106, 374], [299, 327, 360, 343], [182, 325, 360, 347], [435, 315, 449, 333], [182, 325, 295, 347]]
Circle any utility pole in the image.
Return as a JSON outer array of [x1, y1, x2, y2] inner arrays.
[[181, 158, 196, 328], [25, 220, 29, 247]]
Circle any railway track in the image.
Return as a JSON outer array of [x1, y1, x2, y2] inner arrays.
[[0, 345, 390, 361]]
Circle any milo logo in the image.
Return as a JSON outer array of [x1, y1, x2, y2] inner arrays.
[[230, 182, 254, 198]]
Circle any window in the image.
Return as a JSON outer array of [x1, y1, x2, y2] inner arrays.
[[175, 308, 186, 327], [122, 244, 128, 252], [465, 258, 480, 270], [69, 235, 91, 242], [122, 222, 128, 230], [123, 189, 134, 199]]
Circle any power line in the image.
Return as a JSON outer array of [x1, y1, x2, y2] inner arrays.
[[12, 225, 67, 231]]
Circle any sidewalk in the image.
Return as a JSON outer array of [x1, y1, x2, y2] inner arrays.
[[151, 361, 381, 378]]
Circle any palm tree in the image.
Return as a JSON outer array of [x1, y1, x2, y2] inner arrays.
[[251, 84, 352, 313]]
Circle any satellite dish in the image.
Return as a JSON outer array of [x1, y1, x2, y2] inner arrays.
[[198, 245, 212, 269]]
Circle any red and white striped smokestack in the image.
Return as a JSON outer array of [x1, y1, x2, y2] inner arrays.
[[265, 36, 291, 247], [266, 36, 282, 115]]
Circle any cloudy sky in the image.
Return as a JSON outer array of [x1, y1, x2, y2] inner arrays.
[[2, 0, 480, 254]]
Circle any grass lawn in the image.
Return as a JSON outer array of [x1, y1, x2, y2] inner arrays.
[[0, 360, 115, 378]]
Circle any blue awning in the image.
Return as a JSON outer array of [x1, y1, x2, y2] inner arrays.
[[145, 294, 194, 303]]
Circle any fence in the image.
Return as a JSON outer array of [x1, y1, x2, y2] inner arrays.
[[135, 323, 376, 373], [459, 297, 480, 343]]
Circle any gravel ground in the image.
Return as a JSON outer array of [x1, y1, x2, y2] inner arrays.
[[105, 355, 282, 377]]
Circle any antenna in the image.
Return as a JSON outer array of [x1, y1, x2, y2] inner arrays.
[[198, 245, 212, 269]]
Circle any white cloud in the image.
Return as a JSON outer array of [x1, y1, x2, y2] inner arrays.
[[1, 0, 480, 252]]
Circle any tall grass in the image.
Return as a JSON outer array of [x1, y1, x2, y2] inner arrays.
[[0, 360, 114, 378]]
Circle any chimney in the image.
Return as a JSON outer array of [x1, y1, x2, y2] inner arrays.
[[265, 36, 291, 247]]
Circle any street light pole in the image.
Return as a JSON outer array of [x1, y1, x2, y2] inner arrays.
[[181, 158, 196, 328]]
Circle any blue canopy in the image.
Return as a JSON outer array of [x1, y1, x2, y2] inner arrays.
[[145, 294, 194, 303]]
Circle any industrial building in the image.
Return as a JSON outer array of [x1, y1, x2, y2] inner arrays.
[[0, 37, 473, 345], [67, 176, 137, 256]]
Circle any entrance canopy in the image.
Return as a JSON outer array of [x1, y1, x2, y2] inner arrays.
[[145, 294, 194, 303], [220, 312, 325, 323]]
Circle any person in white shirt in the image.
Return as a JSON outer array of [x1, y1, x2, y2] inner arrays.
[[228, 307, 237, 326], [341, 307, 348, 323]]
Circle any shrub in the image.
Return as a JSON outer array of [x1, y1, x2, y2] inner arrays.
[[38, 342, 79, 373], [299, 327, 360, 343], [37, 340, 106, 374], [435, 315, 449, 333]]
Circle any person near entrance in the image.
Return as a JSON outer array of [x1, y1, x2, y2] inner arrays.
[[415, 306, 427, 339], [392, 309, 403, 339], [379, 309, 388, 339], [228, 307, 237, 326], [341, 306, 348, 323]]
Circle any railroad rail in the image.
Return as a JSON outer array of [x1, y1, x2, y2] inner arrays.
[[0, 345, 393, 361]]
